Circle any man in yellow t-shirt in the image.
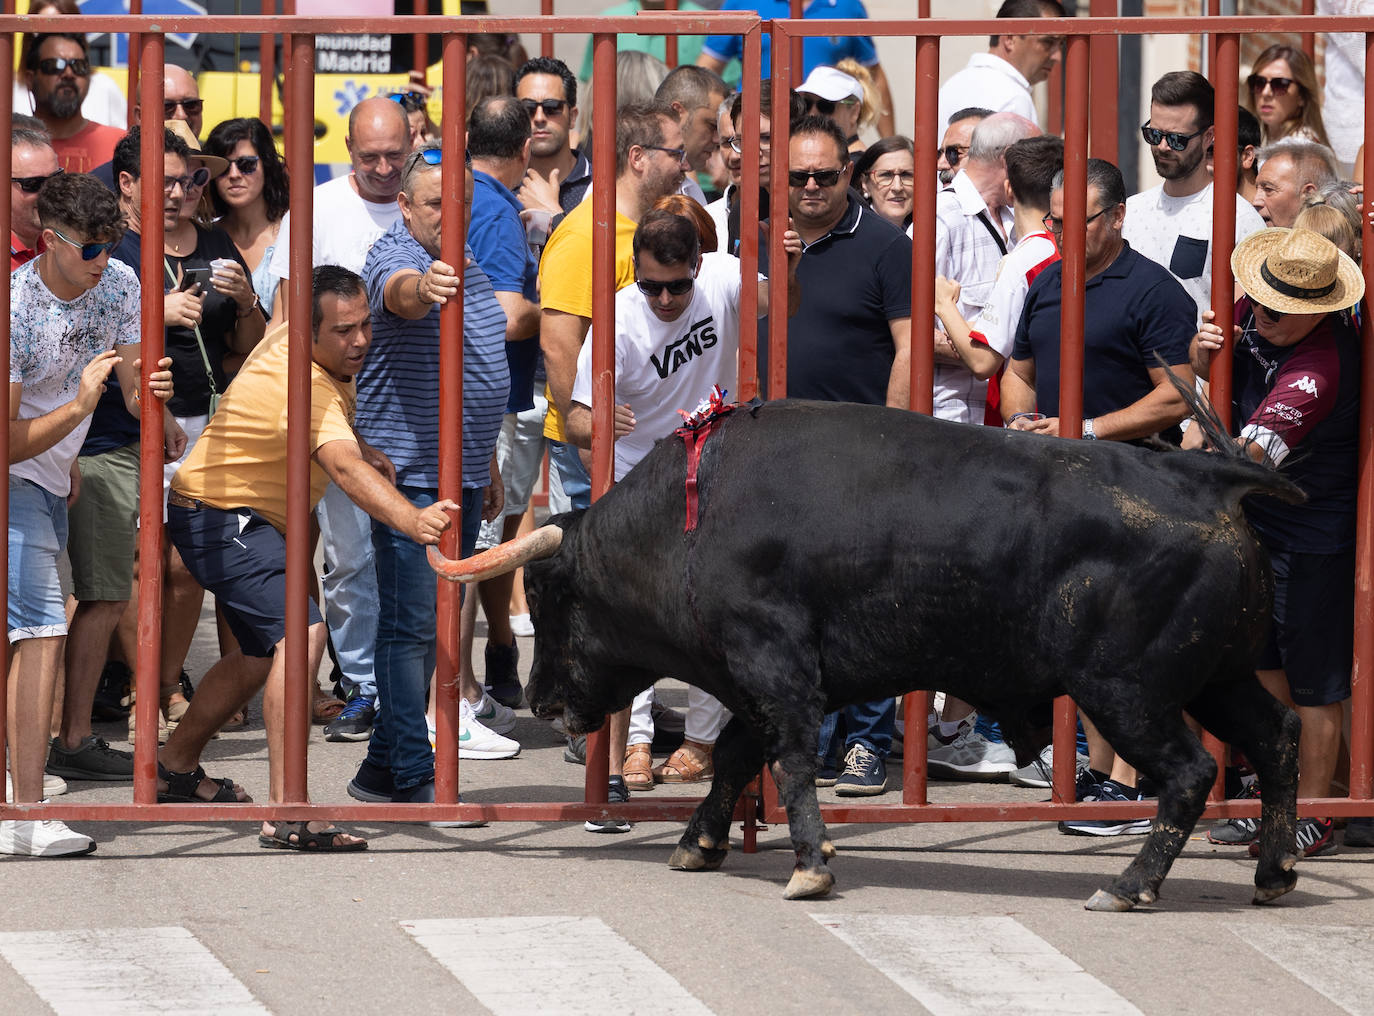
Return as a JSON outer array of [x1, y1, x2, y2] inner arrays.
[[538, 100, 689, 514], [161, 266, 456, 852]]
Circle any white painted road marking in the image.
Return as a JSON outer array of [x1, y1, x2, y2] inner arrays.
[[1229, 923, 1374, 1014], [0, 926, 269, 1016], [812, 914, 1143, 1016], [402, 916, 715, 1016]]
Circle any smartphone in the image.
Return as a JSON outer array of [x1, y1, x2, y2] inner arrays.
[[179, 267, 211, 292]]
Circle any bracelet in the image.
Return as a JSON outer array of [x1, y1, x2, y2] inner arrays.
[[415, 273, 428, 305], [236, 293, 260, 318]]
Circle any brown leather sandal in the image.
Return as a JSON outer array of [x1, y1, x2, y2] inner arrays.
[[653, 739, 714, 784], [623, 743, 656, 792]]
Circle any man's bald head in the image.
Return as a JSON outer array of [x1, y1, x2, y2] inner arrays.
[[164, 66, 202, 137], [346, 96, 411, 204], [348, 95, 409, 140]]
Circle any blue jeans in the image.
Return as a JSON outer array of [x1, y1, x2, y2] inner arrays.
[[365, 486, 480, 791], [316, 481, 378, 700], [844, 698, 895, 758], [547, 439, 591, 512]]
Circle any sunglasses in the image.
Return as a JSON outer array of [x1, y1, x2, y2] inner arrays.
[[804, 96, 859, 115], [11, 168, 64, 194], [1256, 302, 1285, 321], [166, 167, 212, 192], [52, 228, 117, 260], [788, 168, 844, 188], [1247, 74, 1296, 95], [941, 144, 969, 167], [636, 277, 695, 297], [520, 97, 568, 118], [727, 133, 771, 154], [388, 91, 428, 112], [1042, 205, 1113, 234], [35, 56, 90, 77], [1140, 122, 1205, 152], [164, 98, 204, 117], [227, 155, 260, 175]]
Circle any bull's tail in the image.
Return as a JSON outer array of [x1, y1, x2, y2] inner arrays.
[[1162, 364, 1306, 506]]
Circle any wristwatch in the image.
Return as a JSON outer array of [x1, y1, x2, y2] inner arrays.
[[1082, 418, 1097, 440]]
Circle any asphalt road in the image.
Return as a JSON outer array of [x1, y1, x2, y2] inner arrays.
[[3, 609, 1374, 1015]]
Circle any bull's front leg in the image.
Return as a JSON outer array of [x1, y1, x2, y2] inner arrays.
[[669, 716, 762, 873]]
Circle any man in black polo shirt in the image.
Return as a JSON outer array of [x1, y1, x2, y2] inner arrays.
[[784, 114, 913, 797], [1001, 156, 1194, 836]]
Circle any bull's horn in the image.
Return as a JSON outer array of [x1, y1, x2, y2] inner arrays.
[[427, 524, 563, 582]]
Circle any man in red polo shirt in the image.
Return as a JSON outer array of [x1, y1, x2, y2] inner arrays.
[[10, 118, 62, 270]]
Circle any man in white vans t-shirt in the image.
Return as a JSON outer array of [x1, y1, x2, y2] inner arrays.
[[565, 205, 799, 803]]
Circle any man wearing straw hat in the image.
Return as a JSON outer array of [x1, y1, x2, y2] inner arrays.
[[1191, 226, 1363, 858]]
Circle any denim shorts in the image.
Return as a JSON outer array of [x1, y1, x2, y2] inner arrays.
[[168, 500, 323, 657], [8, 477, 69, 643]]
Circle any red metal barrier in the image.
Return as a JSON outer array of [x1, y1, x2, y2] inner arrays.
[[0, 12, 1370, 842]]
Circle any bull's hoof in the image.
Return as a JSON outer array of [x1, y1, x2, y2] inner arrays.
[[783, 865, 835, 900], [1083, 889, 1135, 912], [821, 839, 836, 860], [1253, 870, 1298, 905], [668, 838, 730, 872]]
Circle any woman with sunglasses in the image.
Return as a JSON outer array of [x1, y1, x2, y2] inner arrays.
[[1246, 44, 1330, 147], [852, 136, 914, 231], [205, 117, 291, 330]]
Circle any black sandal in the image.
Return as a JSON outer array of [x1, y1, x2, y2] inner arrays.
[[156, 762, 247, 803], [258, 821, 368, 852]]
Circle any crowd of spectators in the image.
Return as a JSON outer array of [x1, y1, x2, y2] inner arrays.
[[4, 8, 1373, 857]]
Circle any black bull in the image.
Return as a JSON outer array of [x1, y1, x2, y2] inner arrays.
[[430, 399, 1305, 910]]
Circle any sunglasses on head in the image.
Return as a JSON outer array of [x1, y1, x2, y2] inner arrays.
[[228, 155, 260, 175], [52, 228, 117, 260], [388, 91, 428, 112], [1248, 74, 1295, 95], [788, 168, 844, 188], [804, 96, 858, 116], [35, 56, 90, 77], [164, 97, 205, 117], [941, 144, 968, 167], [636, 276, 695, 297], [11, 168, 64, 194], [520, 97, 568, 118], [1140, 122, 1205, 152]]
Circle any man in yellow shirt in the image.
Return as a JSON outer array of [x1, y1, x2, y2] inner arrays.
[[162, 265, 456, 852]]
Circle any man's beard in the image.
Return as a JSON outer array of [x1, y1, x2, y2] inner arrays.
[[42, 84, 83, 120], [939, 167, 956, 186], [1152, 143, 1206, 181]]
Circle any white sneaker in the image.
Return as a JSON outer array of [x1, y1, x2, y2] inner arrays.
[[927, 727, 1016, 780], [0, 816, 96, 856], [6, 772, 68, 798], [428, 700, 522, 759], [509, 613, 535, 638], [470, 691, 517, 735]]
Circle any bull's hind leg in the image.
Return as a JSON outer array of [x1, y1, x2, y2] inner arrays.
[[669, 715, 763, 873], [1187, 675, 1301, 904], [1078, 708, 1216, 911], [767, 719, 835, 901]]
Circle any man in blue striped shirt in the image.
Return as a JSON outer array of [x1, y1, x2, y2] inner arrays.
[[348, 148, 513, 809]]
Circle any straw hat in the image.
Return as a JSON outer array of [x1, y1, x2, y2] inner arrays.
[[164, 119, 228, 178], [1231, 226, 1364, 315]]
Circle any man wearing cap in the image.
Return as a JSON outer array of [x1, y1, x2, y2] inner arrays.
[[796, 67, 866, 154], [937, 0, 1066, 133], [1191, 227, 1362, 859]]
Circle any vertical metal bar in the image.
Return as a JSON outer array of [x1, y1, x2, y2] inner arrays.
[[1088, 0, 1117, 162], [1204, 32, 1240, 801], [1206, 0, 1219, 76], [127, 0, 142, 129], [788, 0, 801, 87], [259, 0, 276, 127], [665, 0, 679, 68], [132, 34, 166, 805], [282, 32, 315, 805], [1051, 31, 1090, 806], [1350, 31, 1374, 804], [0, 28, 11, 802], [736, 25, 761, 401], [1301, 0, 1316, 58], [909, 34, 937, 418], [583, 30, 616, 805], [434, 32, 467, 805], [766, 20, 790, 400], [541, 0, 554, 59], [412, 0, 427, 80]]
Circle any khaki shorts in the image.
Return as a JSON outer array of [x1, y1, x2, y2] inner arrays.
[[67, 443, 139, 602]]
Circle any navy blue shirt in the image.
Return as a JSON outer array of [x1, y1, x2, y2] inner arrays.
[[767, 195, 912, 405], [470, 168, 539, 415], [1012, 241, 1194, 433]]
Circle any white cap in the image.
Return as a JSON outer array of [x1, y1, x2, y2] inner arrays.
[[796, 66, 862, 103]]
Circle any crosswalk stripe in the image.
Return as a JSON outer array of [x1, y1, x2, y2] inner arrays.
[[1228, 923, 1374, 1014], [812, 914, 1142, 1016], [401, 916, 715, 1016], [0, 926, 269, 1016]]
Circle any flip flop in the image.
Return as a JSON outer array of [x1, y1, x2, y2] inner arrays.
[[258, 821, 368, 852]]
